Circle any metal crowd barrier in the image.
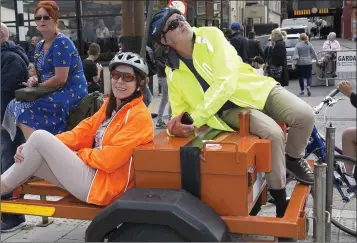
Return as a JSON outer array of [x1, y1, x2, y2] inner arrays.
[[312, 49, 356, 87]]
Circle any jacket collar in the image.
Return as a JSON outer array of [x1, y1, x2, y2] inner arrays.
[[109, 95, 144, 115], [123, 96, 143, 110], [166, 32, 196, 70]]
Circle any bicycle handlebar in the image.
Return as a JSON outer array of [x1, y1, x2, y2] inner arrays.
[[327, 89, 339, 98], [313, 89, 341, 114]]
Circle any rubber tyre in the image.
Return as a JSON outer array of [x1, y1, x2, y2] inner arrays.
[[107, 223, 189, 242], [330, 155, 357, 237]]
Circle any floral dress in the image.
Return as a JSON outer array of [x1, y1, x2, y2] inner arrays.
[[2, 33, 88, 140]]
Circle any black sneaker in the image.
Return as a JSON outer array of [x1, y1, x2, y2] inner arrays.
[[286, 156, 314, 185], [1, 214, 26, 233]]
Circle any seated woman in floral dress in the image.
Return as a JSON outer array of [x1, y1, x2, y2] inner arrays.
[[2, 1, 88, 141]]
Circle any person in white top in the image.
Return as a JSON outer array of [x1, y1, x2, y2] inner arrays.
[[96, 19, 110, 39], [251, 56, 266, 76], [321, 32, 341, 77], [323, 32, 341, 51]]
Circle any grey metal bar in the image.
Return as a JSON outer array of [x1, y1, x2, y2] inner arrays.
[[140, 0, 154, 59], [325, 123, 336, 242], [313, 162, 327, 242]]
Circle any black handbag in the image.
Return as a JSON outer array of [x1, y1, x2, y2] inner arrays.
[[266, 46, 283, 80], [15, 40, 79, 102], [268, 64, 283, 80], [15, 85, 58, 102]]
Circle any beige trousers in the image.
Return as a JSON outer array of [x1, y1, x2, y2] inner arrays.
[[221, 86, 315, 189], [342, 127, 356, 159], [2, 130, 96, 202]]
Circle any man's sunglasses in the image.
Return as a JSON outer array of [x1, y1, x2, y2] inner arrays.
[[162, 15, 186, 38], [35, 15, 51, 21], [111, 70, 136, 82]]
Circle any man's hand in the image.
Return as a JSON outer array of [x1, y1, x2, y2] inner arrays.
[[337, 80, 353, 98], [167, 112, 195, 137]]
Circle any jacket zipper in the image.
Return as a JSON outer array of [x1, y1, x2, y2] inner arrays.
[[99, 103, 130, 150]]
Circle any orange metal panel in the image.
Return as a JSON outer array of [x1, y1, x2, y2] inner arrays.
[[222, 183, 311, 239], [134, 112, 272, 217]]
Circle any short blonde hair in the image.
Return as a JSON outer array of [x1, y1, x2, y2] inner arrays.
[[299, 33, 309, 44], [271, 28, 283, 42], [281, 31, 287, 40]]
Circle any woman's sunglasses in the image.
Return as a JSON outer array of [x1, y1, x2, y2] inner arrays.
[[35, 15, 51, 21], [162, 15, 186, 38], [111, 70, 136, 82]]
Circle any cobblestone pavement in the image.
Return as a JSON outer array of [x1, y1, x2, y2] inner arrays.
[[1, 39, 356, 243]]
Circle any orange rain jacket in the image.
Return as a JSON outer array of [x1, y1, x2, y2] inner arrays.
[[56, 96, 154, 206]]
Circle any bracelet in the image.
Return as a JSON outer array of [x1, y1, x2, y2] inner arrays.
[[166, 128, 175, 137]]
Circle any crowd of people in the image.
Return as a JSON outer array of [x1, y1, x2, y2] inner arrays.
[[1, 1, 355, 237]]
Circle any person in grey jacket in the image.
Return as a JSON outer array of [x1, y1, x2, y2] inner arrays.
[[292, 33, 318, 96]]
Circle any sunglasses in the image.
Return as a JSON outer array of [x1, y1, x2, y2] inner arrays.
[[111, 70, 136, 82], [35, 15, 51, 21], [162, 15, 186, 37]]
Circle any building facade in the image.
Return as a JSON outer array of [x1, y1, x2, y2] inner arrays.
[[229, 0, 246, 26], [244, 0, 281, 27], [1, 0, 231, 60], [342, 0, 357, 40], [287, 0, 344, 37]]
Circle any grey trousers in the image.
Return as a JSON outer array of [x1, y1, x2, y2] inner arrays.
[[2, 130, 96, 202], [221, 86, 315, 189], [157, 77, 172, 122]]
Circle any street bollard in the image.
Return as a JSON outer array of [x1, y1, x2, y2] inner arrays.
[[325, 123, 335, 242], [313, 161, 327, 242]]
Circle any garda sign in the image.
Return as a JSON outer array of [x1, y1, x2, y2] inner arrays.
[[336, 51, 356, 72], [168, 0, 187, 16]]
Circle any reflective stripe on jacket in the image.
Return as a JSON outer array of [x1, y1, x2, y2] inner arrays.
[[56, 96, 154, 205], [165, 26, 279, 131]]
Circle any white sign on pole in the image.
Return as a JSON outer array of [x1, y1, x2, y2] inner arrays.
[[336, 51, 356, 72]]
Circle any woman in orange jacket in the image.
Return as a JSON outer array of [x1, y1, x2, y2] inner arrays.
[[1, 52, 154, 206]]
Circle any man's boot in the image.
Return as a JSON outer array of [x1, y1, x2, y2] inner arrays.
[[269, 189, 288, 218], [269, 189, 297, 242]]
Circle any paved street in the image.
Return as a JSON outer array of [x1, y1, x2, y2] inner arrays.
[[1, 38, 356, 242]]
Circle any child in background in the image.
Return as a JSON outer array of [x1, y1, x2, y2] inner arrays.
[[252, 56, 266, 76], [26, 63, 38, 86]]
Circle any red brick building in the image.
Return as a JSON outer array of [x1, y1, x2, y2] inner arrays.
[[342, 0, 357, 40]]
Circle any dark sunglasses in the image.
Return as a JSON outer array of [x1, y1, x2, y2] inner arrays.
[[162, 15, 186, 37], [111, 70, 136, 82], [35, 15, 51, 21]]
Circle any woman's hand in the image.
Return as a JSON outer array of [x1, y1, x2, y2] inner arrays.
[[23, 76, 39, 87], [337, 80, 353, 98], [14, 144, 25, 163]]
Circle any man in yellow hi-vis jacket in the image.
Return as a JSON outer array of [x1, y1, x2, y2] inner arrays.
[[149, 8, 315, 219]]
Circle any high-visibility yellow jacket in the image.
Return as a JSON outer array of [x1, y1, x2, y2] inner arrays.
[[165, 26, 279, 131]]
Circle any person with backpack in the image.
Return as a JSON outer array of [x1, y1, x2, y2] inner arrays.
[[149, 8, 315, 228], [1, 52, 154, 207]]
